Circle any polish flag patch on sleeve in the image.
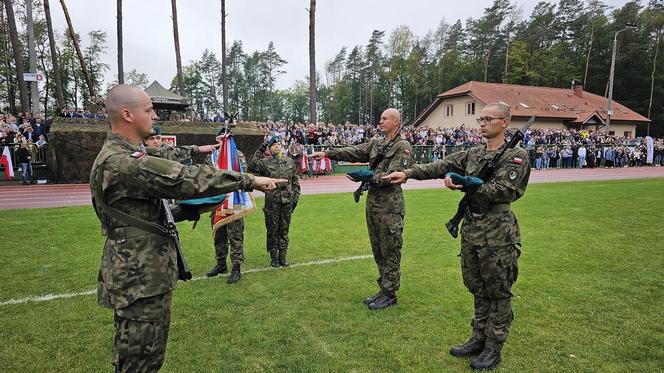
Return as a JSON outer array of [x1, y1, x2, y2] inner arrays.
[[130, 151, 144, 158], [512, 157, 523, 164]]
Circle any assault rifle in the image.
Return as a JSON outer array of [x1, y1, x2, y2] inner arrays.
[[162, 199, 192, 281], [444, 115, 535, 238]]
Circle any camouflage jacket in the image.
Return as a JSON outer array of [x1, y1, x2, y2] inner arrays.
[[146, 144, 198, 164], [90, 132, 255, 310], [248, 150, 300, 205], [407, 143, 530, 246], [326, 136, 413, 214]]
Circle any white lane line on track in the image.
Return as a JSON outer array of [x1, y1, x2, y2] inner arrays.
[[0, 254, 373, 307]]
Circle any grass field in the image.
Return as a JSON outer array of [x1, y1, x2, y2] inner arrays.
[[1, 178, 663, 372]]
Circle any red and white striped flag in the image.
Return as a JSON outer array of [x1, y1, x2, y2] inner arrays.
[[1, 146, 14, 180]]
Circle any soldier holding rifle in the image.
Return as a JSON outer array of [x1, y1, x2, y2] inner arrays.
[[384, 103, 531, 370], [90, 84, 286, 372]]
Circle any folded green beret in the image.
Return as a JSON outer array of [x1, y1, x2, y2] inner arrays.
[[176, 194, 226, 213], [347, 169, 375, 182], [445, 172, 484, 188]]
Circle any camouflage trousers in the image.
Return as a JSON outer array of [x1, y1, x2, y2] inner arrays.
[[366, 210, 404, 294], [112, 292, 172, 373], [461, 242, 520, 351], [211, 216, 245, 266], [263, 202, 293, 254]]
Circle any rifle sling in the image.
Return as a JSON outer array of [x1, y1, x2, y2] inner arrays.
[[92, 160, 170, 240]]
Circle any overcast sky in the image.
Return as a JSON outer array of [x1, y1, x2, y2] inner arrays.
[[46, 0, 627, 90]]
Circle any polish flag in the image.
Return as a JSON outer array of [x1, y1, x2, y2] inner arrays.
[[1, 146, 14, 180]]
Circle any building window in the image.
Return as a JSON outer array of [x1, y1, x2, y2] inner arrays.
[[444, 104, 454, 117], [624, 131, 632, 138], [465, 102, 475, 115]]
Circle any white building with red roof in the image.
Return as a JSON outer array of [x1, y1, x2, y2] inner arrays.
[[414, 81, 650, 138]]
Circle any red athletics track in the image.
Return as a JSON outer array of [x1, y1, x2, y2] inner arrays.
[[1, 167, 664, 210]]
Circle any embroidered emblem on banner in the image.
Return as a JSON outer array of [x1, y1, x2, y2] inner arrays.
[[403, 158, 409, 166], [509, 170, 518, 180]]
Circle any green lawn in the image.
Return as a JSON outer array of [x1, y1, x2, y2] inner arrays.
[[1, 178, 663, 372]]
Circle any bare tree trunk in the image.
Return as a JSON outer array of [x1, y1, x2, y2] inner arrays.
[[43, 0, 65, 112], [0, 1, 16, 114], [59, 0, 94, 99], [26, 0, 40, 113], [221, 0, 227, 111], [117, 0, 124, 84], [647, 30, 660, 136], [308, 0, 317, 124], [583, 18, 596, 87], [504, 40, 510, 81], [647, 30, 660, 119], [3, 0, 29, 113], [171, 0, 185, 96], [483, 43, 493, 83]]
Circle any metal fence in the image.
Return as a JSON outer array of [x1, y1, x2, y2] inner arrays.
[[0, 142, 48, 170], [302, 143, 646, 169]]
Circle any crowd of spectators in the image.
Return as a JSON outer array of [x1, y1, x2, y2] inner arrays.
[[254, 121, 664, 168]]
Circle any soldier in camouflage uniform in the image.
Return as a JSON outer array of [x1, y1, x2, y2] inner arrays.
[[312, 108, 413, 310], [90, 85, 284, 372], [206, 128, 246, 284], [249, 135, 301, 267], [384, 103, 530, 370]]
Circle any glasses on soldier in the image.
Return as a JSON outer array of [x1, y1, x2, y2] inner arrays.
[[476, 117, 506, 123]]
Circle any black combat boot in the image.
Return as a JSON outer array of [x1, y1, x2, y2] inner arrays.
[[270, 250, 280, 267], [206, 262, 228, 277], [227, 264, 241, 284], [278, 250, 289, 267], [450, 338, 485, 357], [470, 346, 501, 370], [363, 290, 383, 305], [367, 292, 397, 310]]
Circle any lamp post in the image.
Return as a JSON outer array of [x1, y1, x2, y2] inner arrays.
[[606, 22, 638, 135]]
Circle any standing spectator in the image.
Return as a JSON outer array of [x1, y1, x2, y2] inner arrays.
[[577, 144, 587, 169], [16, 142, 33, 185]]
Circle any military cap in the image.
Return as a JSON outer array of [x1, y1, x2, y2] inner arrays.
[[267, 135, 282, 147]]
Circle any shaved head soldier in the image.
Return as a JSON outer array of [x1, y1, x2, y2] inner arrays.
[[312, 108, 413, 310], [91, 85, 285, 372]]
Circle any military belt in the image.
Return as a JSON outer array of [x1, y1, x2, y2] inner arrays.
[[107, 226, 152, 241], [467, 202, 511, 215]]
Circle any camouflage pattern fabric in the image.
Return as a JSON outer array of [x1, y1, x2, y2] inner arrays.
[[208, 150, 246, 266], [326, 136, 413, 294], [406, 142, 530, 350], [146, 144, 198, 164], [113, 292, 172, 373], [248, 150, 300, 255], [210, 214, 245, 266], [90, 132, 256, 370], [462, 243, 520, 351]]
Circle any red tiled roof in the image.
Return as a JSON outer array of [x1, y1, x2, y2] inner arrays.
[[415, 81, 650, 126]]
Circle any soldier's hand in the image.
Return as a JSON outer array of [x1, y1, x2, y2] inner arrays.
[[311, 151, 326, 160], [443, 175, 464, 191], [382, 171, 407, 184], [254, 176, 288, 193], [197, 144, 220, 154]]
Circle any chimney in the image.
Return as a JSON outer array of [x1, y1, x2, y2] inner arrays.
[[571, 79, 583, 98]]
